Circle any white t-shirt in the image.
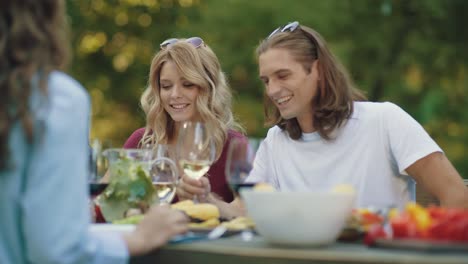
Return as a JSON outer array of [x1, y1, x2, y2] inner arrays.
[[247, 102, 442, 209]]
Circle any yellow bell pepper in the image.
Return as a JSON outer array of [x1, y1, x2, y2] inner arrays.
[[405, 203, 431, 231]]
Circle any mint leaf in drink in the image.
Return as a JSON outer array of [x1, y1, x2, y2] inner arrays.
[[98, 154, 159, 221]]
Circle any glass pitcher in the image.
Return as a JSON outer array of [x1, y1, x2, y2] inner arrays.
[[97, 148, 177, 221]]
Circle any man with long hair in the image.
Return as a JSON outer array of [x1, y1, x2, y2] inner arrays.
[[180, 21, 468, 217]]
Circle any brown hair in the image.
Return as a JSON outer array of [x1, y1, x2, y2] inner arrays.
[[0, 0, 69, 170], [140, 40, 244, 159], [256, 24, 366, 140]]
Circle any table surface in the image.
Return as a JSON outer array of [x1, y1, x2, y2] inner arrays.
[[131, 235, 468, 264]]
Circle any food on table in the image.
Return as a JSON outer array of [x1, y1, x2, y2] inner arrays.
[[363, 202, 468, 245], [332, 184, 356, 194], [188, 218, 220, 229], [221, 216, 256, 230], [252, 182, 275, 192], [112, 200, 255, 231], [347, 208, 385, 231], [340, 208, 384, 241], [390, 203, 468, 242], [171, 200, 220, 221]]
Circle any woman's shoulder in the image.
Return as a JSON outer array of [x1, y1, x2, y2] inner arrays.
[[227, 129, 247, 140], [123, 128, 147, 148]]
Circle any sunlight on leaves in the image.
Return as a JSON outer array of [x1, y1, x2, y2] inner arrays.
[[78, 32, 108, 55], [115, 12, 129, 26], [179, 0, 194, 8], [138, 13, 152, 27]]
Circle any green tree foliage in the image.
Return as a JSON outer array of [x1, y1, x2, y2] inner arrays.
[[67, 0, 468, 177]]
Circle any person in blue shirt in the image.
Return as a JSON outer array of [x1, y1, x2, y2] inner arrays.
[[0, 1, 188, 263]]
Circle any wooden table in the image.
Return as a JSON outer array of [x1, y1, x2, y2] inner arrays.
[[131, 235, 468, 264]]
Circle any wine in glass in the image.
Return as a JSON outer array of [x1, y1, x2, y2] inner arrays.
[[89, 138, 112, 197], [225, 138, 256, 196], [150, 144, 178, 204], [177, 122, 215, 200]]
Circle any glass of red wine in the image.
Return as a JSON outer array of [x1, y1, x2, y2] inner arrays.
[[225, 138, 256, 197], [89, 139, 111, 197]]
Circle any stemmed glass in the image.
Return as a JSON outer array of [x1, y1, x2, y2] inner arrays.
[[225, 138, 256, 197], [89, 138, 112, 198], [176, 121, 215, 201], [225, 137, 258, 241], [150, 144, 178, 205], [88, 139, 112, 222]]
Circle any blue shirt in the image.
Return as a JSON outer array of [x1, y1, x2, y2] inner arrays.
[[0, 72, 128, 264]]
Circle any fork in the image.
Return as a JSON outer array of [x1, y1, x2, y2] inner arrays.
[[207, 225, 228, 240]]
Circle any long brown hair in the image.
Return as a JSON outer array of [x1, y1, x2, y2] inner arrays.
[[0, 0, 69, 170], [140, 40, 244, 159], [256, 24, 366, 140]]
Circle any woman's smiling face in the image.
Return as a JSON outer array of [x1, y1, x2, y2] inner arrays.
[[159, 60, 201, 123]]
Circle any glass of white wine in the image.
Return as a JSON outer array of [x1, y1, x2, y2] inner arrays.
[[176, 121, 215, 201], [150, 144, 178, 205]]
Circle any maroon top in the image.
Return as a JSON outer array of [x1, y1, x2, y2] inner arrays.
[[123, 128, 247, 203]]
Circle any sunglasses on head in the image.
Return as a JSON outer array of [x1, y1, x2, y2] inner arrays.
[[267, 21, 300, 39], [160, 37, 204, 49]]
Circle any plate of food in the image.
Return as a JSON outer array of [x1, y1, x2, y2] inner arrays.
[[110, 200, 256, 239], [365, 203, 468, 251], [338, 208, 384, 242], [171, 200, 255, 236], [374, 238, 468, 252]]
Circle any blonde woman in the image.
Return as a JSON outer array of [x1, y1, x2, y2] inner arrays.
[[123, 37, 246, 203]]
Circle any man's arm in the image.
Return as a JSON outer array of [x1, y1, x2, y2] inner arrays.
[[406, 152, 468, 208]]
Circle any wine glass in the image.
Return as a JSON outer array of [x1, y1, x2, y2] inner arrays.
[[225, 138, 256, 197], [89, 138, 112, 198], [176, 121, 215, 201], [150, 144, 178, 205], [225, 137, 259, 241]]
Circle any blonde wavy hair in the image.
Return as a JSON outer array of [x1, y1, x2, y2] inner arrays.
[[257, 24, 366, 140], [140, 40, 243, 159]]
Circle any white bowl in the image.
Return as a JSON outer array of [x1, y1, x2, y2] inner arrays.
[[241, 190, 356, 246]]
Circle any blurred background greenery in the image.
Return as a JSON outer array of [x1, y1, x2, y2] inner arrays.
[[66, 0, 468, 178]]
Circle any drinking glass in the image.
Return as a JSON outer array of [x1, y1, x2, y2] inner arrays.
[[225, 138, 256, 197], [176, 121, 215, 201], [89, 138, 112, 198], [150, 144, 178, 204]]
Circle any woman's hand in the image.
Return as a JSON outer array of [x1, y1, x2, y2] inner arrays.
[[176, 174, 211, 202], [123, 204, 189, 256]]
